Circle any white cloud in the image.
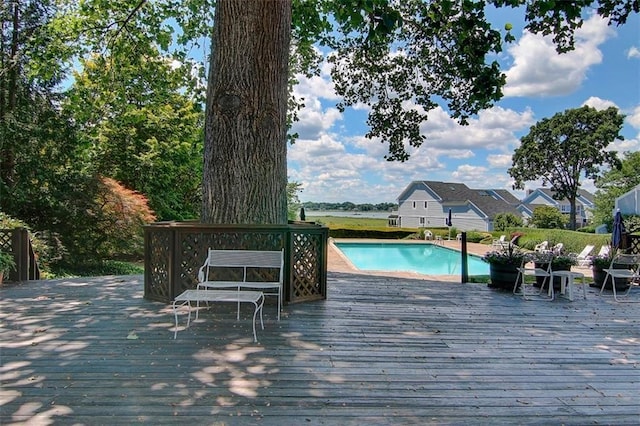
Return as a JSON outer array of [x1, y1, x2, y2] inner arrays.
[[608, 137, 640, 153], [627, 106, 640, 128], [582, 96, 618, 110], [504, 15, 615, 97], [451, 165, 489, 181], [290, 68, 343, 140], [486, 154, 512, 168], [419, 106, 534, 152], [628, 46, 640, 59]]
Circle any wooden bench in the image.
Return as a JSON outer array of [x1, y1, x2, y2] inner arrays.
[[196, 248, 284, 320], [172, 289, 264, 342]]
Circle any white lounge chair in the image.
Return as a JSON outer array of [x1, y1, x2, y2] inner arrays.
[[492, 235, 506, 248], [534, 241, 549, 252], [550, 243, 564, 254], [575, 245, 595, 267], [597, 245, 610, 257]]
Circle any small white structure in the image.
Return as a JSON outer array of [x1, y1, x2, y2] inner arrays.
[[615, 184, 640, 215]]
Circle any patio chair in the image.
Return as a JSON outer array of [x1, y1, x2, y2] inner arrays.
[[514, 256, 553, 300], [599, 253, 640, 302], [575, 245, 595, 267], [492, 235, 506, 248], [534, 241, 549, 253]]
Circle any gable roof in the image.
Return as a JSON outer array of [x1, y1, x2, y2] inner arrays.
[[398, 181, 521, 219], [524, 188, 595, 206], [490, 189, 520, 205]]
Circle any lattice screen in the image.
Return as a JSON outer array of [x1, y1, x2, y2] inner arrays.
[[0, 231, 12, 253], [290, 232, 324, 301], [145, 230, 172, 302], [144, 223, 328, 304]]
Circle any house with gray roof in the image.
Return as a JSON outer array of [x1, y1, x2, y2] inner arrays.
[[389, 181, 521, 231], [518, 188, 595, 227]]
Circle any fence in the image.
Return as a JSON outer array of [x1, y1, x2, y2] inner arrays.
[[0, 228, 40, 282], [143, 221, 329, 304]]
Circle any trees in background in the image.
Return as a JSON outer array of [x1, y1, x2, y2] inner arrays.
[[494, 213, 523, 231], [509, 106, 624, 230], [67, 48, 204, 221], [0, 0, 204, 267], [530, 206, 568, 230]]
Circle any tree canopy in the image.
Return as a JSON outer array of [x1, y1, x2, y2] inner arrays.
[[509, 106, 624, 230]]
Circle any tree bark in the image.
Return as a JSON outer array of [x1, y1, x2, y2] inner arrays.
[[0, 2, 19, 193], [202, 0, 292, 224]]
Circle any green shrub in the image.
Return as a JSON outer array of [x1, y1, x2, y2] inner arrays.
[[494, 213, 523, 231], [63, 177, 156, 264], [530, 206, 568, 229], [329, 228, 415, 239], [0, 249, 16, 275]]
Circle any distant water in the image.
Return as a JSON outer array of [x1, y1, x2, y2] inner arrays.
[[305, 210, 392, 219]]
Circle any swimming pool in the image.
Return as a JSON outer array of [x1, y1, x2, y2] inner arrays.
[[334, 242, 489, 276]]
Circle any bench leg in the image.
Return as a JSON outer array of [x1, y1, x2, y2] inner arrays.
[[251, 294, 265, 343]]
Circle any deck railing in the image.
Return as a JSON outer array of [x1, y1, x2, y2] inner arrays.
[[0, 228, 40, 282], [143, 221, 329, 304]]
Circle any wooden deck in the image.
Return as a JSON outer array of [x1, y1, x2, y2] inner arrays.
[[1, 272, 639, 425]]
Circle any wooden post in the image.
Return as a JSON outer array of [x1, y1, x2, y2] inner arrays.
[[461, 232, 469, 283]]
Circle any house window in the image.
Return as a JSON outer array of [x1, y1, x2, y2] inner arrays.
[[424, 201, 428, 209], [412, 201, 416, 209], [419, 217, 425, 226], [560, 204, 571, 213]]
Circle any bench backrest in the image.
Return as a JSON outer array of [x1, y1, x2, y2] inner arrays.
[[200, 249, 284, 283]]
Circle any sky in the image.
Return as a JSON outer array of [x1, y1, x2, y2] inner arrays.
[[287, 10, 640, 205]]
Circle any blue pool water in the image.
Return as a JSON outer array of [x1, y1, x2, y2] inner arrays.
[[334, 242, 489, 276]]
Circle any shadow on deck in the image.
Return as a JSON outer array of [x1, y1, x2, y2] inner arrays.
[[1, 272, 638, 425]]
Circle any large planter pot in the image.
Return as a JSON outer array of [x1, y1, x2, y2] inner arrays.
[[591, 265, 630, 290], [488, 263, 520, 291]]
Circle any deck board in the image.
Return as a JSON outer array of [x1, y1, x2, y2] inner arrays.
[[1, 272, 639, 425]]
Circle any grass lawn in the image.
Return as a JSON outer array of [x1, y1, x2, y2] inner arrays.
[[306, 215, 390, 228]]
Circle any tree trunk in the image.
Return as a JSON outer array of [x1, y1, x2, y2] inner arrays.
[[568, 195, 576, 230], [202, 0, 292, 224], [0, 2, 19, 194]]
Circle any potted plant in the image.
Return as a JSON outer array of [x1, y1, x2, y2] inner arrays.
[[590, 250, 630, 291], [483, 243, 527, 290], [0, 249, 16, 285]]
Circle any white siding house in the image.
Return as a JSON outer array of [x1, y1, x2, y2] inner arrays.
[[615, 184, 640, 215], [518, 188, 594, 226], [391, 181, 521, 231]]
